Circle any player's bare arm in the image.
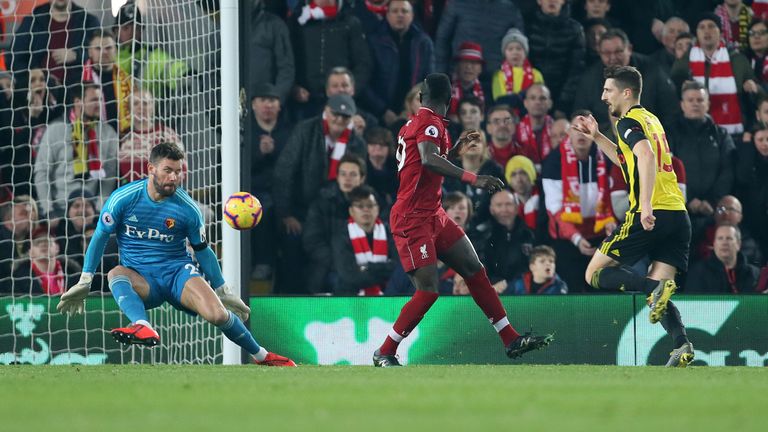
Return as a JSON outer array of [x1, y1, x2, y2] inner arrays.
[[571, 114, 620, 166], [632, 139, 657, 231], [417, 140, 504, 191]]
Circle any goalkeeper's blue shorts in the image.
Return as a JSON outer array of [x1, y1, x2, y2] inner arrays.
[[129, 260, 200, 315]]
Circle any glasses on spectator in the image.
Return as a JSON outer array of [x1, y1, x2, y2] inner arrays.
[[749, 29, 768, 37], [352, 203, 378, 210], [716, 206, 741, 214], [490, 117, 514, 126]]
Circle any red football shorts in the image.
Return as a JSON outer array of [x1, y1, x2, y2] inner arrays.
[[390, 207, 466, 272]]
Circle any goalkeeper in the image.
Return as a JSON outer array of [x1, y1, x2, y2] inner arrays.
[[58, 142, 295, 367]]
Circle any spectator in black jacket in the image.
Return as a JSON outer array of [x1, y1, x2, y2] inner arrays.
[[573, 29, 679, 137], [526, 0, 586, 113], [249, 83, 292, 280], [667, 80, 736, 243], [650, 17, 690, 74], [248, 0, 295, 104], [472, 188, 534, 295], [7, 0, 100, 88], [364, 127, 398, 214], [273, 94, 366, 293], [686, 224, 761, 293], [290, 0, 372, 119], [303, 155, 367, 293], [364, 0, 434, 126], [331, 185, 397, 295], [434, 0, 524, 75], [735, 126, 768, 262]]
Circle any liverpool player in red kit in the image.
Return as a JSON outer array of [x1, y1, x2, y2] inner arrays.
[[373, 73, 553, 367]]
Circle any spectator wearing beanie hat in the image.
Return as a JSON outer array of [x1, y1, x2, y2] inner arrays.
[[491, 29, 544, 108], [505, 155, 544, 235], [449, 42, 490, 120]]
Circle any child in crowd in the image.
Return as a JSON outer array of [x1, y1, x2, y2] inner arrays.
[[491, 29, 544, 112], [507, 245, 568, 295]]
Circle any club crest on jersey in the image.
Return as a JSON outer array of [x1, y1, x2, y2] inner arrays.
[[425, 125, 439, 138], [102, 212, 114, 226], [165, 218, 176, 229]]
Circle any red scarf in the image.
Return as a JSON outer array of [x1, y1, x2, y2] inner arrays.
[[348, 217, 388, 296], [82, 59, 132, 133], [516, 114, 552, 163], [297, 1, 338, 25], [517, 187, 540, 230], [449, 79, 484, 116], [725, 266, 739, 293], [521, 272, 556, 295], [32, 260, 65, 295], [689, 42, 744, 133], [755, 0, 768, 19], [72, 119, 105, 179], [365, 0, 388, 16], [715, 3, 752, 50], [559, 139, 615, 233], [322, 112, 353, 180], [501, 59, 535, 94], [488, 141, 515, 167]]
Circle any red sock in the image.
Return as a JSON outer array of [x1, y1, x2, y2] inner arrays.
[[464, 267, 520, 346], [379, 290, 439, 355]]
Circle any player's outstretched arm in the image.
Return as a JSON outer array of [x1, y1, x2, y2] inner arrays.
[[572, 114, 620, 166], [57, 226, 110, 315], [417, 140, 504, 192], [193, 245, 251, 321]]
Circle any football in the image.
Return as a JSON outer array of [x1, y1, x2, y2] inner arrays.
[[223, 192, 263, 230]]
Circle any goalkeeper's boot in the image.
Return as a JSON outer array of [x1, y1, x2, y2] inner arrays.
[[111, 323, 160, 347], [648, 279, 677, 324], [254, 352, 297, 367], [373, 349, 402, 367], [665, 342, 695, 368], [506, 331, 554, 359]]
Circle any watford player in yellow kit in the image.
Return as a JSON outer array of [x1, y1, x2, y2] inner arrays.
[[573, 66, 694, 367]]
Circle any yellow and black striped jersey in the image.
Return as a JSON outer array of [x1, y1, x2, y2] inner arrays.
[[614, 105, 686, 213]]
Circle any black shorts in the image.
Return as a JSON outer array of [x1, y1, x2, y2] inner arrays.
[[599, 210, 691, 271]]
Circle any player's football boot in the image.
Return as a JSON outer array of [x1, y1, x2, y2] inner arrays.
[[647, 279, 677, 324], [506, 331, 554, 359], [665, 342, 695, 368], [254, 352, 297, 367], [372, 349, 402, 367], [111, 324, 160, 347]]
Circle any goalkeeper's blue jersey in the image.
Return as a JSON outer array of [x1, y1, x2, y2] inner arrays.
[[95, 179, 206, 269]]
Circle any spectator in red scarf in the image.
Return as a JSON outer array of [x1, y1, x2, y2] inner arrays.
[[448, 42, 489, 121], [715, 0, 754, 51], [505, 155, 545, 240], [491, 29, 544, 111], [686, 224, 760, 293], [118, 88, 182, 184], [671, 13, 763, 135], [273, 94, 366, 293], [11, 234, 81, 296], [331, 185, 396, 295], [84, 30, 132, 135], [34, 83, 118, 223], [515, 84, 554, 168], [351, 0, 390, 35], [484, 104, 536, 168], [542, 110, 616, 292]]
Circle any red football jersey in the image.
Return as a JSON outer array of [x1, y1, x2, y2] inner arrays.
[[392, 107, 452, 216]]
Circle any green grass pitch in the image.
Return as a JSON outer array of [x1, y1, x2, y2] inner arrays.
[[2, 365, 765, 432]]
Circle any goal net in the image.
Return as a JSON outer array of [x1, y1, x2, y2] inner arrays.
[[0, 0, 226, 364]]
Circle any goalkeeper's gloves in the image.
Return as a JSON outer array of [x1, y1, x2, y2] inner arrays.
[[57, 273, 93, 316], [215, 284, 251, 322]]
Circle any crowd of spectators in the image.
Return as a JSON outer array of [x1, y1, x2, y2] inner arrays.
[[2, 0, 768, 296]]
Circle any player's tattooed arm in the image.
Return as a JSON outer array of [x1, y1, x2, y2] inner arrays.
[[417, 141, 504, 191]]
